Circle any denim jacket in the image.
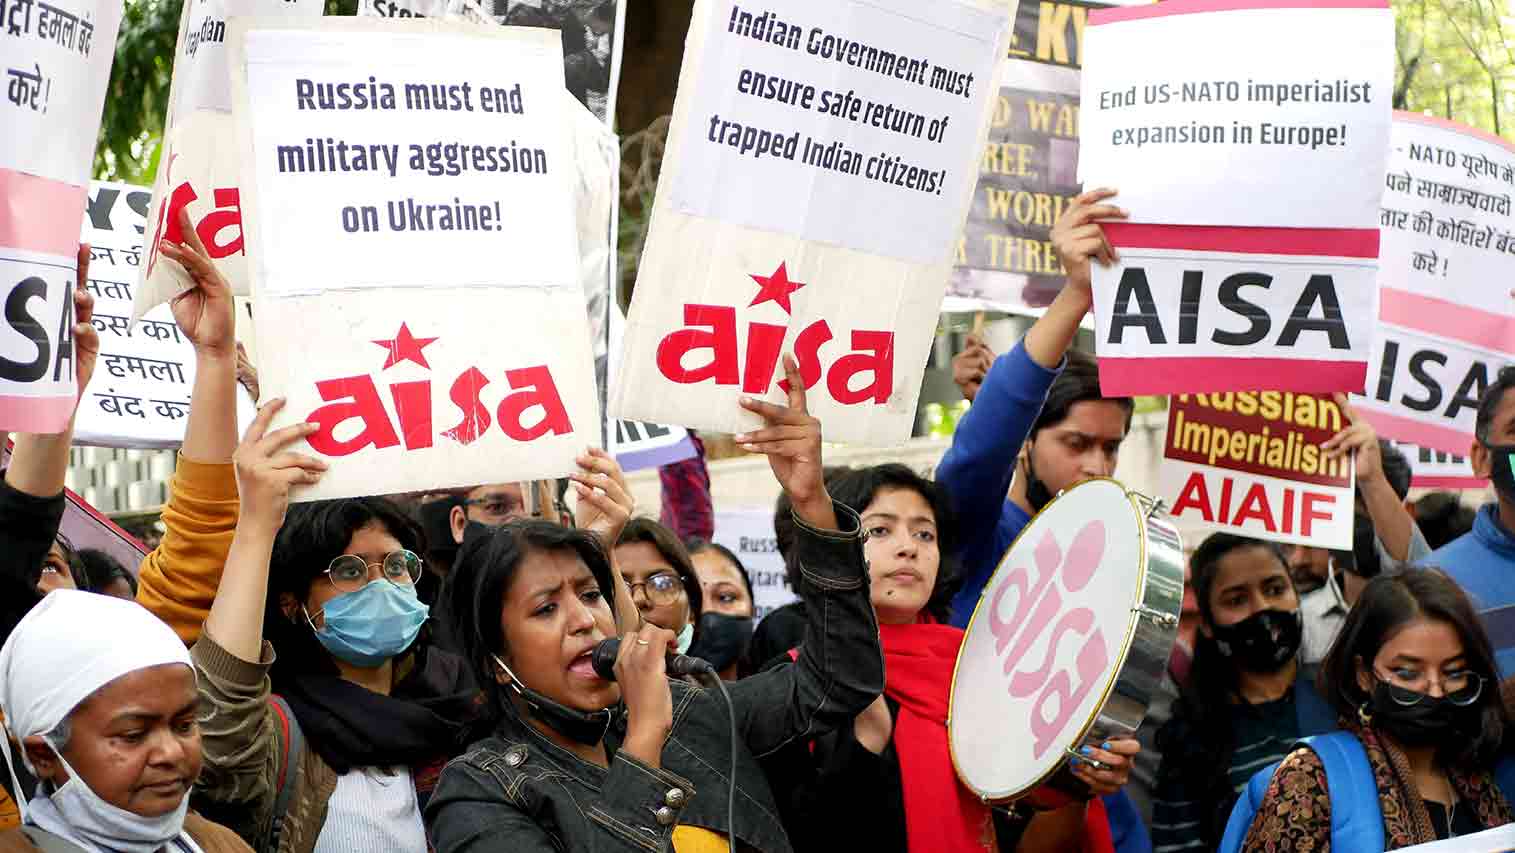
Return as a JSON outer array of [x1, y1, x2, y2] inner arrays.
[[424, 502, 882, 853]]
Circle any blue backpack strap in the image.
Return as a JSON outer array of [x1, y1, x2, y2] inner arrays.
[[1217, 760, 1282, 853], [1293, 670, 1338, 736], [1300, 732, 1384, 853], [1494, 756, 1515, 806]]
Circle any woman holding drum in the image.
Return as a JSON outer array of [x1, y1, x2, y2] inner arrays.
[[1235, 568, 1513, 848], [764, 463, 1140, 853], [1151, 533, 1334, 852]]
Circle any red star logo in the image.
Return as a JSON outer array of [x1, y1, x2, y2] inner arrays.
[[748, 263, 806, 315], [372, 322, 439, 370]]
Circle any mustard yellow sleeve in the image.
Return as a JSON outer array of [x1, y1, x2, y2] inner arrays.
[[0, 783, 18, 831], [136, 456, 240, 644]]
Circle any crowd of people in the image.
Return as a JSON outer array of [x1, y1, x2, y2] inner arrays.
[[0, 194, 1512, 853]]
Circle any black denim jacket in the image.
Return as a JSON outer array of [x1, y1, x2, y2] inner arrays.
[[424, 502, 882, 853]]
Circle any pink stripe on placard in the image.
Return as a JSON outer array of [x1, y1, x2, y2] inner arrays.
[[1091, 0, 1386, 25], [1101, 223, 1380, 258], [1411, 474, 1486, 491], [0, 393, 77, 433], [1379, 288, 1515, 354], [1394, 110, 1515, 154], [1097, 356, 1366, 396], [0, 169, 86, 256], [1356, 408, 1472, 458]]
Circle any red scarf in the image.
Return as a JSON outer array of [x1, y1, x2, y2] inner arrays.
[[880, 621, 995, 852], [879, 622, 1117, 853]]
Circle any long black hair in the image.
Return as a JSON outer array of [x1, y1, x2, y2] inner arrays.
[[1317, 567, 1506, 769], [1156, 532, 1291, 847], [826, 463, 960, 624], [265, 497, 424, 683], [446, 520, 617, 729]]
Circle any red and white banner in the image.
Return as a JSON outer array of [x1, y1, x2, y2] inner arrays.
[[1078, 0, 1391, 397], [614, 0, 1011, 444], [1387, 440, 1482, 491], [0, 0, 124, 431], [230, 19, 599, 501], [130, 0, 323, 321], [1353, 113, 1515, 457], [1092, 225, 1378, 395], [1160, 392, 1355, 549]]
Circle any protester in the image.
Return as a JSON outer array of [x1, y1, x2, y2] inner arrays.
[[745, 466, 853, 669], [936, 189, 1134, 629], [1416, 492, 1478, 551], [1152, 533, 1333, 852], [73, 549, 137, 601], [764, 463, 1143, 853], [0, 245, 98, 651], [1282, 544, 1331, 596], [426, 357, 884, 852], [448, 483, 529, 545], [0, 590, 250, 853], [1429, 366, 1515, 674], [685, 540, 755, 681], [614, 517, 704, 654], [1238, 569, 1513, 847]]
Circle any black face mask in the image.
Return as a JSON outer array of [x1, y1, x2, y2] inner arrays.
[[1369, 680, 1480, 748], [1211, 609, 1302, 674], [1483, 441, 1515, 505], [1024, 447, 1055, 513], [686, 612, 754, 672], [461, 520, 497, 549], [495, 655, 614, 746]]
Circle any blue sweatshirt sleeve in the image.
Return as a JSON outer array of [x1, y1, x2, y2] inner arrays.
[[936, 341, 1059, 622]]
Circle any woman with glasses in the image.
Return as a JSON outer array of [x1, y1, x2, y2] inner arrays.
[[188, 400, 480, 853], [613, 518, 703, 655], [1237, 568, 1513, 848]]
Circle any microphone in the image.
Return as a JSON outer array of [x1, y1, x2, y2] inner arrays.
[[591, 637, 715, 680]]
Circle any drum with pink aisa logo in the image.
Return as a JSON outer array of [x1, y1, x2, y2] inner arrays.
[[949, 477, 1184, 805]]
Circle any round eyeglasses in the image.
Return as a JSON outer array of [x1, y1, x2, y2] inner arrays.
[[626, 572, 686, 607], [1374, 670, 1484, 707], [325, 550, 422, 594]]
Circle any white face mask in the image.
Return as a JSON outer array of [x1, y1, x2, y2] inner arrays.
[[26, 736, 190, 853], [675, 622, 694, 656]]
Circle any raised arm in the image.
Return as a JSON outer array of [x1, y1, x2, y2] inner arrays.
[[1323, 394, 1429, 563], [136, 210, 245, 641], [726, 356, 883, 754], [569, 445, 640, 633]]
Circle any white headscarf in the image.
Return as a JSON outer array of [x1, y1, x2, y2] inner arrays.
[[0, 590, 192, 837]]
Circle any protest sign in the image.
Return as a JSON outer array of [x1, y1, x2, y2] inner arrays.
[[947, 0, 1092, 314], [1159, 392, 1355, 549], [358, 0, 627, 126], [614, 0, 1011, 445], [129, 0, 323, 322], [0, 0, 123, 431], [605, 301, 695, 470], [1386, 438, 1482, 491], [1078, 0, 1394, 230], [1353, 113, 1515, 457], [64, 489, 148, 576], [711, 508, 796, 621], [1397, 822, 1515, 853], [230, 17, 599, 500]]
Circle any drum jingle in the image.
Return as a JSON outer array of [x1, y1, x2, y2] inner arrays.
[[948, 478, 1184, 804]]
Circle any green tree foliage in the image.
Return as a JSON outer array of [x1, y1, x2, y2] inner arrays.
[[1394, 0, 1514, 139]]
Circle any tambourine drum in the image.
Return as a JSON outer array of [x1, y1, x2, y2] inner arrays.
[[948, 478, 1184, 804]]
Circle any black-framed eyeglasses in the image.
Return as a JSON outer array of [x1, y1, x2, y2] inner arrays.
[[1374, 670, 1485, 707], [325, 550, 421, 594], [626, 572, 685, 607]]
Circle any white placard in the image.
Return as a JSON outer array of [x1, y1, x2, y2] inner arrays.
[[711, 507, 796, 621], [1077, 0, 1393, 229], [1353, 113, 1515, 456], [232, 18, 600, 501], [1398, 824, 1515, 853], [0, 0, 123, 186], [667, 0, 1006, 264], [613, 0, 1011, 446], [239, 26, 577, 296]]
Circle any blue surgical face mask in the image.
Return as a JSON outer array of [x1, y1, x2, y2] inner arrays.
[[306, 580, 429, 668]]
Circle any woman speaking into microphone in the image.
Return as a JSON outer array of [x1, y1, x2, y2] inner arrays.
[[425, 357, 883, 853]]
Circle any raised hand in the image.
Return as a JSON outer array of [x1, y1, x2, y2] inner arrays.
[[571, 446, 634, 547], [161, 207, 236, 359], [1323, 393, 1381, 483], [232, 398, 327, 535], [1049, 188, 1128, 294], [616, 622, 677, 768], [72, 245, 100, 397], [1069, 737, 1140, 797], [736, 354, 836, 531], [952, 333, 994, 403]]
